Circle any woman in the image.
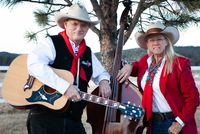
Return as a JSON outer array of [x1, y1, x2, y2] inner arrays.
[[117, 21, 199, 134]]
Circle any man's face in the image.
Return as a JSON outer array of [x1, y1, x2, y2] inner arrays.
[[64, 19, 90, 44]]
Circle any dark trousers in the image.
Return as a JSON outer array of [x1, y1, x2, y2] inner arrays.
[[27, 111, 86, 134], [151, 118, 175, 134]]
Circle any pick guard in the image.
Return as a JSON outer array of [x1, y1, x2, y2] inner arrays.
[[26, 86, 62, 105]]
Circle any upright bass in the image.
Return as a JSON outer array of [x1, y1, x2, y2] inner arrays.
[[87, 1, 144, 133]]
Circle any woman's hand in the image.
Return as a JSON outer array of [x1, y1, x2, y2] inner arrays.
[[117, 64, 133, 84], [168, 122, 182, 134]]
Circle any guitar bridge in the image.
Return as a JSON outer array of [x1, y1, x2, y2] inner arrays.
[[24, 75, 35, 91]]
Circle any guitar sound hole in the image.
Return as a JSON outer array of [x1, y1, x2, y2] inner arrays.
[[44, 85, 57, 94]]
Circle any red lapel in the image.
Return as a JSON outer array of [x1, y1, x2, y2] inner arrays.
[[160, 63, 168, 95]]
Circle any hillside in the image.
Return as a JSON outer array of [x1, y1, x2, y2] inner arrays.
[[0, 52, 19, 66], [0, 46, 200, 66], [122, 46, 200, 66], [96, 46, 200, 66]]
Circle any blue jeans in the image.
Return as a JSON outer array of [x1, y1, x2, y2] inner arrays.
[[151, 118, 175, 134]]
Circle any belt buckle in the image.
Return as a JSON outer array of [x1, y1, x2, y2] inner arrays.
[[158, 113, 165, 120]]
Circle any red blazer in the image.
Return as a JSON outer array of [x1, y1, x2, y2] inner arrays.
[[132, 54, 200, 134]]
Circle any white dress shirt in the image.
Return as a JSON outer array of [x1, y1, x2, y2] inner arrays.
[[27, 36, 110, 95]]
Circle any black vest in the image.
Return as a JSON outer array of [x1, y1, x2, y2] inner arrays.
[[50, 35, 93, 85]]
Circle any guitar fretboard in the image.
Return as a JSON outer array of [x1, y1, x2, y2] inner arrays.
[[79, 91, 120, 109]]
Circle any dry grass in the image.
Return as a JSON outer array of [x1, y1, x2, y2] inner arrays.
[[0, 104, 28, 134], [0, 103, 92, 134]]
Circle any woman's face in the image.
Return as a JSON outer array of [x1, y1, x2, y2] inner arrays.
[[64, 19, 90, 44], [146, 34, 168, 57]]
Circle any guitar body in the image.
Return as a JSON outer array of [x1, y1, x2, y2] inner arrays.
[[2, 54, 74, 110]]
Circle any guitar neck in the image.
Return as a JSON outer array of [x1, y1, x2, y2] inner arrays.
[[78, 91, 120, 109]]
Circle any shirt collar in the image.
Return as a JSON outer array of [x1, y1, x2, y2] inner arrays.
[[147, 55, 166, 67], [69, 40, 79, 55]]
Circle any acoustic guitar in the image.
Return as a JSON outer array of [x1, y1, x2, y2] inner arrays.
[[2, 54, 144, 120]]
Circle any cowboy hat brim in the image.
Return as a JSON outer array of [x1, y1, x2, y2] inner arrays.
[[135, 26, 180, 49], [55, 12, 100, 29]]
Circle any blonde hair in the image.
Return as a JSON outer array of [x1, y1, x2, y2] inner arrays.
[[163, 36, 175, 75]]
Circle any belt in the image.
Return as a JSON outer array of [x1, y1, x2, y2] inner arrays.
[[152, 112, 174, 121]]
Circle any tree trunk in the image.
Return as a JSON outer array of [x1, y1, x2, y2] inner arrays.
[[98, 0, 118, 73], [99, 30, 117, 73]]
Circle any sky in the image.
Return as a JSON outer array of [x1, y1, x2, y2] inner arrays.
[[0, 2, 200, 54]]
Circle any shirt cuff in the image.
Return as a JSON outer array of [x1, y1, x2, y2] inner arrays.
[[57, 82, 70, 95], [175, 117, 185, 127], [95, 73, 110, 85]]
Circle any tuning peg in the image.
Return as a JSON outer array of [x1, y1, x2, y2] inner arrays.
[[126, 104, 129, 107], [127, 101, 131, 104], [129, 117, 132, 120], [132, 110, 136, 113], [123, 115, 127, 118]]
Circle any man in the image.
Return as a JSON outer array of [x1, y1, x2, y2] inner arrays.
[[27, 4, 111, 134]]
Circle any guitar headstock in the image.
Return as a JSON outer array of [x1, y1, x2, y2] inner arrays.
[[118, 101, 144, 121]]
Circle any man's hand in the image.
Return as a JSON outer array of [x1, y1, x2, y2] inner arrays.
[[99, 80, 111, 98], [64, 85, 81, 102], [168, 122, 182, 134]]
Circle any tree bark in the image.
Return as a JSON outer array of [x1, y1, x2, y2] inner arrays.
[[98, 0, 118, 73], [99, 30, 117, 73]]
